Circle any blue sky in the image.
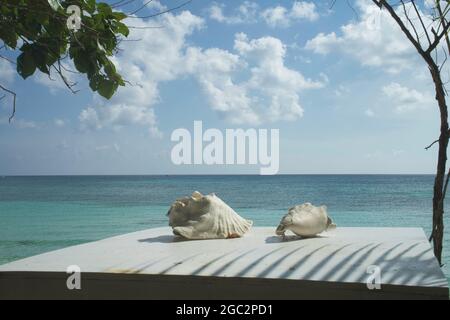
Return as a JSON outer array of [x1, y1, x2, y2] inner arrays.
[[0, 0, 442, 175]]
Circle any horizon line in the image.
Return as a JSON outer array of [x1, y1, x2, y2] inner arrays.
[[0, 173, 438, 177]]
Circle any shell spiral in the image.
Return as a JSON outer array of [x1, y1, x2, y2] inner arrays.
[[276, 203, 336, 238], [167, 191, 253, 240]]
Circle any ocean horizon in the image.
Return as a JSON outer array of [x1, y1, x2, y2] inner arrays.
[[1, 174, 449, 284]]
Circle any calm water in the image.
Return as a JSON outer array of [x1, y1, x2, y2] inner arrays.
[[0, 175, 449, 282]]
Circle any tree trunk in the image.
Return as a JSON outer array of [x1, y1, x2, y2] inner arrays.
[[428, 61, 449, 266], [371, 0, 449, 266]]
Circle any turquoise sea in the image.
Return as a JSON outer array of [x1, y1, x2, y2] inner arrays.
[[0, 175, 449, 283]]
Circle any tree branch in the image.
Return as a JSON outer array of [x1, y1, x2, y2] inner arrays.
[[425, 129, 450, 150], [411, 0, 432, 46], [0, 83, 17, 122], [372, 0, 426, 56], [436, 0, 450, 55], [400, 0, 421, 45], [128, 0, 192, 19], [427, 18, 450, 54]]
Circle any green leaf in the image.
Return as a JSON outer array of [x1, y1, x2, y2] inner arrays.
[[17, 50, 37, 79], [32, 47, 50, 75], [73, 52, 90, 73], [104, 61, 116, 77], [47, 0, 61, 11], [0, 29, 18, 48], [97, 3, 113, 16], [112, 12, 127, 21], [115, 22, 129, 37], [84, 0, 96, 13], [89, 75, 100, 91], [0, 0, 126, 98], [98, 79, 116, 99]]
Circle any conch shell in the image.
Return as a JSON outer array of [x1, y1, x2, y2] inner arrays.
[[167, 191, 253, 240], [276, 203, 336, 238]]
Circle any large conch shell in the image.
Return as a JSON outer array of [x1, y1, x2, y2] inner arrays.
[[167, 191, 253, 240], [276, 203, 336, 238]]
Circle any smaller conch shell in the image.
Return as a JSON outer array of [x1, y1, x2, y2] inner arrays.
[[276, 203, 336, 238], [167, 191, 253, 240]]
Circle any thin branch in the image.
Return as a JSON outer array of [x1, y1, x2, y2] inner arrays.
[[425, 130, 450, 150], [436, 0, 450, 55], [411, 0, 432, 46], [0, 83, 17, 123], [52, 60, 79, 94], [425, 139, 440, 150], [128, 0, 154, 15], [372, 0, 425, 57], [400, 0, 421, 45], [439, 47, 448, 74], [427, 19, 450, 54], [128, 0, 192, 19], [0, 54, 16, 65], [127, 25, 164, 29], [330, 0, 359, 19], [111, 0, 138, 9]]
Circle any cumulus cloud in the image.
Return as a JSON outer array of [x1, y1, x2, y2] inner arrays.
[[234, 33, 324, 122], [261, 1, 319, 27], [79, 9, 325, 131], [185, 33, 325, 124], [208, 1, 259, 24], [208, 1, 318, 27], [184, 47, 259, 123], [305, 0, 419, 74], [79, 104, 161, 136], [79, 10, 204, 137], [382, 82, 432, 113]]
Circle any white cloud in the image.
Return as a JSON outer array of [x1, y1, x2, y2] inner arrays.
[[209, 1, 259, 24], [185, 46, 259, 123], [15, 119, 38, 129], [208, 1, 318, 27], [80, 10, 325, 130], [34, 71, 73, 94], [234, 33, 324, 122], [79, 104, 161, 136], [31, 59, 84, 95], [0, 117, 39, 129], [0, 61, 15, 112], [382, 82, 432, 113], [334, 84, 350, 97], [79, 10, 204, 136], [54, 119, 66, 127], [143, 0, 166, 11], [261, 6, 288, 27], [184, 33, 325, 124], [291, 1, 319, 21], [0, 59, 14, 83], [305, 0, 419, 74], [424, 0, 448, 9], [425, 0, 435, 8], [365, 108, 375, 117], [262, 1, 319, 27]]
